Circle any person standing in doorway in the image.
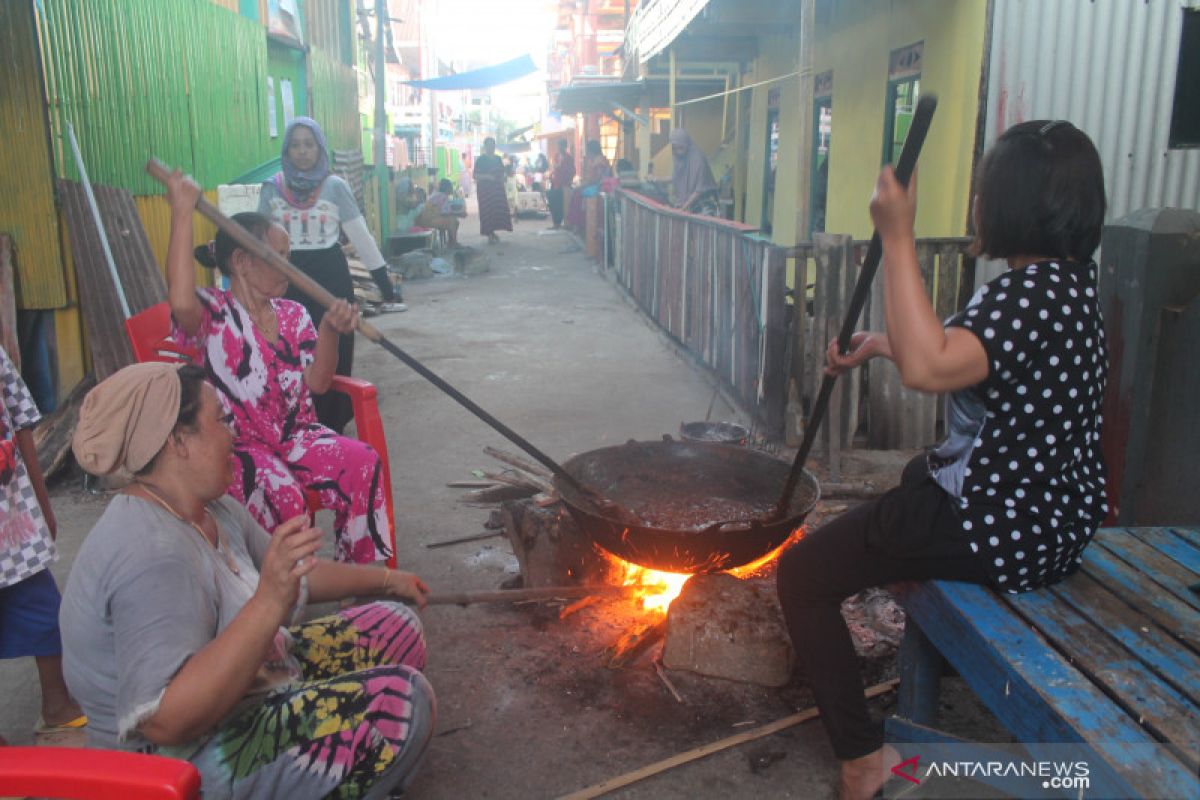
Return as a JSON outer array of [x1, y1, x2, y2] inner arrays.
[[670, 128, 720, 216]]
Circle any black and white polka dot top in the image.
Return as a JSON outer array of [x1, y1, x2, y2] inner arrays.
[[940, 260, 1108, 593]]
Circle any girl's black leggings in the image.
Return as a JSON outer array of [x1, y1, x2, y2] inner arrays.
[[775, 456, 989, 759]]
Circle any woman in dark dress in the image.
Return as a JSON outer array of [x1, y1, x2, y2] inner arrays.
[[473, 137, 513, 245]]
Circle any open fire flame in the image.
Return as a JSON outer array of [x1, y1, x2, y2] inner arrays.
[[606, 528, 805, 614]]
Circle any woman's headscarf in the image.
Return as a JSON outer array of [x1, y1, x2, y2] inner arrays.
[[72, 362, 184, 478], [670, 129, 717, 203], [280, 116, 330, 197]]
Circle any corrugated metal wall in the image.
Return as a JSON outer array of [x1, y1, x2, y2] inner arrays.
[[0, 0, 68, 309], [38, 0, 275, 194], [986, 0, 1200, 221], [135, 191, 219, 288], [311, 49, 362, 151], [307, 0, 350, 62]]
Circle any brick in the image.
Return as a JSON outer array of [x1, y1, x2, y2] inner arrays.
[[662, 573, 794, 688]]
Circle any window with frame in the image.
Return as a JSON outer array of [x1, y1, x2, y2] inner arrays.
[[1169, 9, 1200, 148], [810, 70, 833, 235], [883, 42, 923, 164]]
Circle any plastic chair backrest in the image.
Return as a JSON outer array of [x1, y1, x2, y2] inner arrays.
[[125, 303, 200, 364], [0, 746, 201, 799], [123, 303, 398, 568]]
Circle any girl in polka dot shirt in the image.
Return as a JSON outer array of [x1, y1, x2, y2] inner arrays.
[[777, 120, 1108, 800]]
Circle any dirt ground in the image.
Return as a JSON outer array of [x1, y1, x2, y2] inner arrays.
[[0, 218, 1006, 798]]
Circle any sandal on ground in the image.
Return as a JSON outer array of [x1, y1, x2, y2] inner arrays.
[[35, 715, 87, 734], [34, 715, 88, 746]]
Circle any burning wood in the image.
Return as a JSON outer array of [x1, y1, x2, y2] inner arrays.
[[606, 619, 667, 669], [653, 657, 685, 704], [558, 595, 603, 619]]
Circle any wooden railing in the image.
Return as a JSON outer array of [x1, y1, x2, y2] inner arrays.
[[786, 235, 975, 464], [610, 189, 791, 435], [607, 190, 976, 449]]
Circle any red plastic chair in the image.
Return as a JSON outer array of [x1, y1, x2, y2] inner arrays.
[[125, 303, 398, 567], [0, 747, 201, 799]]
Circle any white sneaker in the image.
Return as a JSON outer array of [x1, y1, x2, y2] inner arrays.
[[378, 301, 408, 313]]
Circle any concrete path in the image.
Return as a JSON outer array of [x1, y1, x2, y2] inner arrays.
[[5, 221, 845, 797]]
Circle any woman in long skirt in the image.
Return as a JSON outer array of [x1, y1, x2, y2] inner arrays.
[[473, 137, 513, 245]]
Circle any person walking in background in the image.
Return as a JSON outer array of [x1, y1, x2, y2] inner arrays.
[[0, 343, 86, 746], [259, 117, 403, 434], [565, 140, 611, 234], [670, 129, 720, 216], [473, 137, 513, 245], [547, 138, 575, 229]]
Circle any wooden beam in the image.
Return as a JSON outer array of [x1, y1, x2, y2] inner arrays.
[[669, 47, 677, 128], [793, 0, 816, 243], [669, 35, 758, 63]]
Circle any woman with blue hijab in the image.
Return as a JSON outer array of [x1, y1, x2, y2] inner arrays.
[[258, 118, 402, 433]]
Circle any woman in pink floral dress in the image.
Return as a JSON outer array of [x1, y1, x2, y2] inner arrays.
[[164, 171, 391, 564]]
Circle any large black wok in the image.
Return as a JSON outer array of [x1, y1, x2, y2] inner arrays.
[[555, 439, 819, 573]]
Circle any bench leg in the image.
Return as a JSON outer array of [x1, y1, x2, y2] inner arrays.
[[897, 621, 944, 725]]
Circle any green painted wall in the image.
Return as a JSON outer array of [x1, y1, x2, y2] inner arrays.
[[39, 0, 275, 193], [812, 0, 987, 239], [743, 34, 801, 244], [311, 50, 360, 151], [267, 40, 308, 144]]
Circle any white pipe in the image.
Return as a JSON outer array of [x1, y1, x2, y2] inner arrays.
[[67, 122, 131, 320]]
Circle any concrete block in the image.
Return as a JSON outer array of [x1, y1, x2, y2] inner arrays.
[[662, 573, 793, 688]]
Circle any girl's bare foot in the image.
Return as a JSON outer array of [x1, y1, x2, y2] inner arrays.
[[839, 744, 902, 800]]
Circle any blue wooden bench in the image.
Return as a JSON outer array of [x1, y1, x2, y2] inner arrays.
[[889, 526, 1200, 798]]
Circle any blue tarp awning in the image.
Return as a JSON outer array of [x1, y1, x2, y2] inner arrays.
[[403, 55, 537, 91]]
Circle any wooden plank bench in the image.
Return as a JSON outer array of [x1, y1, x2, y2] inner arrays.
[[889, 526, 1200, 798]]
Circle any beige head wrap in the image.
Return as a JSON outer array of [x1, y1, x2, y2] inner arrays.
[[72, 362, 184, 478]]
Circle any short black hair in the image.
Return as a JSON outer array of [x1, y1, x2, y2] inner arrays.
[[193, 212, 272, 276], [973, 120, 1106, 263], [585, 139, 602, 157], [135, 364, 209, 476], [438, 178, 453, 193]]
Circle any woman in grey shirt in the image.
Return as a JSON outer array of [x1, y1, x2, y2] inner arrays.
[[61, 362, 434, 800]]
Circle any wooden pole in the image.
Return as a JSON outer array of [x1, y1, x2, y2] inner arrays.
[[669, 47, 677, 129], [558, 679, 900, 799], [793, 0, 816, 242], [374, 0, 390, 240], [425, 585, 635, 606]]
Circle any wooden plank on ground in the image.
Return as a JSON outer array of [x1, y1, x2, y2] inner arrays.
[[1080, 544, 1200, 653], [58, 180, 168, 380], [1125, 527, 1200, 574], [1095, 528, 1200, 612], [1049, 572, 1200, 707], [1005, 588, 1200, 771], [895, 580, 1199, 799]]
